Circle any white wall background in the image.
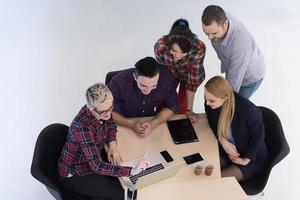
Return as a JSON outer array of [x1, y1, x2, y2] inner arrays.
[[0, 0, 299, 199]]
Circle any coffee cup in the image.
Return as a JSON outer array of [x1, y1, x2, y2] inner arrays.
[[194, 164, 203, 175], [205, 164, 214, 176]]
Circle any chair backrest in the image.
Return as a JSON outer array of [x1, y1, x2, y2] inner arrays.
[[259, 106, 290, 167], [105, 70, 124, 85], [31, 123, 69, 191], [240, 106, 290, 195]]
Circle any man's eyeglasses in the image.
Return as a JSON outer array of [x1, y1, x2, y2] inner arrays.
[[93, 105, 113, 116]]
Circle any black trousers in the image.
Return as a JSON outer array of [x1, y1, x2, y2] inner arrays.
[[61, 174, 124, 200]]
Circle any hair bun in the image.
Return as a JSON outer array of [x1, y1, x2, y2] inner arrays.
[[177, 19, 189, 28], [178, 20, 187, 27]]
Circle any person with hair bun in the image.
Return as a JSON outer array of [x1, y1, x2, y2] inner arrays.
[[154, 18, 206, 123], [203, 76, 268, 181]]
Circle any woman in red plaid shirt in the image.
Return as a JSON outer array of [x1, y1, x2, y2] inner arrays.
[[154, 19, 206, 123]]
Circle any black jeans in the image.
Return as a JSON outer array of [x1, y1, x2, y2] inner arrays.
[[61, 174, 124, 200]]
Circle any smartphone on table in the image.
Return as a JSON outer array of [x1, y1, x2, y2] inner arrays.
[[182, 153, 204, 165]]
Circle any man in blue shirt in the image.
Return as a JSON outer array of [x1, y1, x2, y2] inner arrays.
[[201, 5, 266, 99], [107, 57, 178, 137]]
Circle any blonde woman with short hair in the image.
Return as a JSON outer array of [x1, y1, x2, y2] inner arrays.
[[58, 83, 148, 200]]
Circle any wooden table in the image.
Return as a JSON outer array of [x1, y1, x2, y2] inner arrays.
[[137, 177, 247, 200], [116, 114, 246, 199]]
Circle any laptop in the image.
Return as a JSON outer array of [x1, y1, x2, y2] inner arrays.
[[167, 118, 199, 144], [120, 152, 183, 191]]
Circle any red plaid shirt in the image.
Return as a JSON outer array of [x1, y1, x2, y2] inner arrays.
[[58, 105, 131, 178], [154, 35, 206, 92]]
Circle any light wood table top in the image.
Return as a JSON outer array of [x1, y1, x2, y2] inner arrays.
[[116, 114, 247, 199], [117, 114, 221, 182], [137, 177, 247, 200]]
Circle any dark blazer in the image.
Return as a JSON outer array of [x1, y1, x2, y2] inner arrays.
[[205, 92, 268, 161]]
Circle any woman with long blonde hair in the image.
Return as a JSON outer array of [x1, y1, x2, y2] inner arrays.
[[204, 76, 268, 181]]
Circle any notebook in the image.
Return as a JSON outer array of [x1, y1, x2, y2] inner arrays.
[[167, 118, 199, 144], [120, 152, 183, 191]]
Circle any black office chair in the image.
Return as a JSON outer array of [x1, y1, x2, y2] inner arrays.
[[240, 106, 290, 195], [31, 123, 89, 200], [105, 70, 124, 85]]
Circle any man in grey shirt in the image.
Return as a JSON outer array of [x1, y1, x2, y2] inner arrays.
[[201, 5, 266, 99]]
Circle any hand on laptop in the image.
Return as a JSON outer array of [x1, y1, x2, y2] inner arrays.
[[131, 159, 150, 175]]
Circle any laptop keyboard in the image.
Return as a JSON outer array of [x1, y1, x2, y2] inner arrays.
[[129, 163, 165, 184]]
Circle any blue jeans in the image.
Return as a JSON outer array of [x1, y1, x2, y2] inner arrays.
[[239, 79, 263, 99]]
